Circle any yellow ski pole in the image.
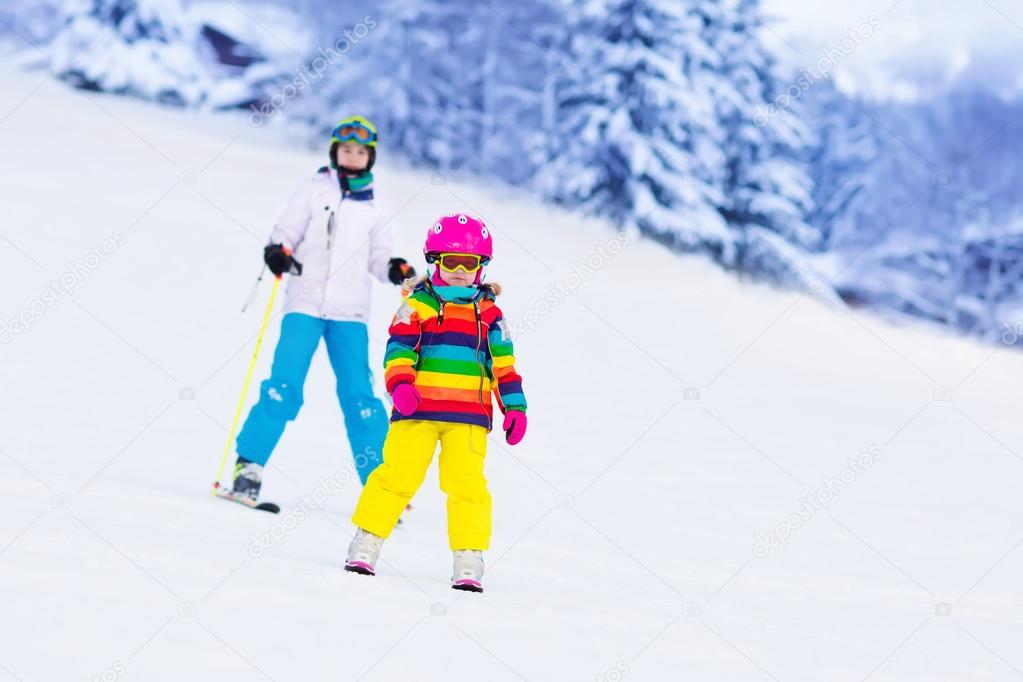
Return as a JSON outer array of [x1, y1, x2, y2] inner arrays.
[[211, 274, 282, 495]]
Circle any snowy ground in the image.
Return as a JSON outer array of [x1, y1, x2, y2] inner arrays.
[[1, 60, 1022, 682]]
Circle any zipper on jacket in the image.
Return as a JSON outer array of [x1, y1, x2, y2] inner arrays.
[[326, 209, 336, 251], [473, 301, 490, 429], [319, 196, 342, 318]]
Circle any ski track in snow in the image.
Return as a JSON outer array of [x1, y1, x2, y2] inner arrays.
[[0, 61, 1022, 681]]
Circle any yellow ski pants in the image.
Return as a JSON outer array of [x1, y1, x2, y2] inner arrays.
[[352, 420, 492, 550]]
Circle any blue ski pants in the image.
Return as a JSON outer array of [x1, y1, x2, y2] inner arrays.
[[236, 313, 388, 484]]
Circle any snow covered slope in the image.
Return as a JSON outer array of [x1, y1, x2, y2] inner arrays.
[[1, 61, 1022, 681]]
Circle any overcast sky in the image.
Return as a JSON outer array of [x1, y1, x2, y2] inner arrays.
[[760, 0, 1023, 100]]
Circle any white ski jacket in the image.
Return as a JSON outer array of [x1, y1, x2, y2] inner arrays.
[[269, 167, 394, 322]]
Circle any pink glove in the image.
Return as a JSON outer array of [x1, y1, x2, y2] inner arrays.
[[503, 410, 527, 445], [391, 383, 421, 416]]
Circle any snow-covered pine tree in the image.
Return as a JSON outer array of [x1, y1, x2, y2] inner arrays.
[[48, 0, 289, 109], [539, 0, 732, 256], [286, 1, 414, 151], [708, 0, 817, 260], [803, 83, 879, 250], [49, 0, 206, 105], [300, 0, 566, 183], [348, 0, 490, 173], [539, 0, 819, 281], [817, 85, 1023, 339], [961, 217, 1023, 343], [464, 0, 569, 183]]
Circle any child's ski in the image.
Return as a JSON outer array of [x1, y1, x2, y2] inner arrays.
[[451, 579, 483, 593], [214, 489, 281, 514]]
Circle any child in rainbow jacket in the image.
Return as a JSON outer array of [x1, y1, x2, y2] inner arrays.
[[344, 213, 528, 592]]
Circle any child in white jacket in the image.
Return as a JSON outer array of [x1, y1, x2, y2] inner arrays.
[[231, 116, 414, 502]]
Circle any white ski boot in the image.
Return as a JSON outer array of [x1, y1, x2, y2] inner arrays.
[[451, 550, 484, 592], [344, 528, 384, 576]]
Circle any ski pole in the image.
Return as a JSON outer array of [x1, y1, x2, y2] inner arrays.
[[211, 274, 282, 494], [240, 264, 268, 313]]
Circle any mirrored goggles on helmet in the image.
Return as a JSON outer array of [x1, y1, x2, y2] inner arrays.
[[427, 252, 489, 273], [331, 121, 376, 144]]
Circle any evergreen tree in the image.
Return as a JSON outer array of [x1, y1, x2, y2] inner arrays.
[[539, 0, 818, 279], [50, 0, 202, 105], [540, 0, 731, 252], [803, 84, 878, 250], [300, 0, 566, 182], [708, 0, 816, 254], [814, 85, 1023, 340]]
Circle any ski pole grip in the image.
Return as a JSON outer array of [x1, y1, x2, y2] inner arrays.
[[280, 246, 302, 277]]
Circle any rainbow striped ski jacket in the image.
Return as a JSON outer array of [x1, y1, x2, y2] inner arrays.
[[383, 281, 526, 429]]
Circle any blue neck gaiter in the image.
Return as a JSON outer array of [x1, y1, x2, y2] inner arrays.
[[433, 285, 481, 303]]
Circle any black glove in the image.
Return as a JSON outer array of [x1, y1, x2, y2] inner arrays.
[[264, 243, 302, 277], [387, 257, 416, 285]]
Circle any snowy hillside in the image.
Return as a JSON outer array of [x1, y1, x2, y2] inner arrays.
[[1, 61, 1022, 681], [11, 0, 1023, 342]]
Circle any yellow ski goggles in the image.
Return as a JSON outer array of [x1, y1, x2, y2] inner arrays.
[[434, 252, 487, 273]]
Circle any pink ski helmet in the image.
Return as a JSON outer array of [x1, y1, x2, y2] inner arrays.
[[424, 213, 493, 261]]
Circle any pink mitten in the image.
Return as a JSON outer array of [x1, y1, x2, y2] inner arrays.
[[391, 383, 421, 416], [503, 410, 527, 445]]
